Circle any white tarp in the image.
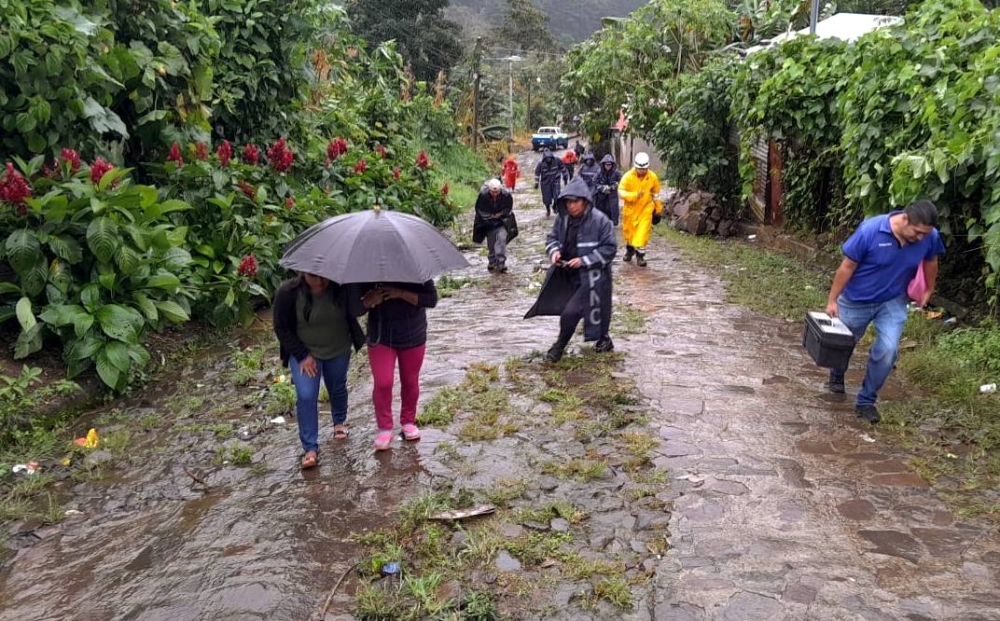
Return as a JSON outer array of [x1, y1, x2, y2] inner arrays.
[[745, 13, 903, 54]]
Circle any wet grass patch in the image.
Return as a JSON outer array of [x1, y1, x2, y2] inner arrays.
[[586, 577, 634, 611], [418, 364, 514, 440], [540, 458, 608, 482], [657, 228, 827, 321], [437, 274, 478, 299], [612, 302, 646, 335]]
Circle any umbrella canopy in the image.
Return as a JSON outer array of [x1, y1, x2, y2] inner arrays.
[[280, 208, 469, 284]]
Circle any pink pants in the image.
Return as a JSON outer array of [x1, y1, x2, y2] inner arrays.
[[368, 343, 426, 431]]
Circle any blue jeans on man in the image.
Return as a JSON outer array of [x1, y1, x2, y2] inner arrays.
[[831, 295, 909, 407], [289, 353, 351, 453]]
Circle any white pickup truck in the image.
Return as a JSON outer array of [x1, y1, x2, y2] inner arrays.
[[531, 126, 568, 151]]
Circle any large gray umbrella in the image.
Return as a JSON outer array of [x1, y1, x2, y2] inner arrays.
[[279, 207, 469, 283]]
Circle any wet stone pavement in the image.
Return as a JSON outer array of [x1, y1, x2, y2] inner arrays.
[[1, 148, 999, 620]]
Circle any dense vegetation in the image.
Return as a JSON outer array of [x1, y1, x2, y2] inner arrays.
[[449, 0, 647, 44], [0, 0, 487, 390]]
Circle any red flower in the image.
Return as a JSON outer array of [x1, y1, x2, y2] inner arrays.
[[285, 196, 295, 209], [441, 183, 450, 196], [217, 140, 233, 167], [354, 159, 368, 175], [167, 142, 184, 167], [61, 148, 81, 173], [266, 137, 294, 173], [90, 158, 114, 185], [327, 138, 348, 161], [243, 143, 260, 165], [194, 142, 209, 161], [238, 254, 258, 279], [415, 150, 430, 169], [238, 180, 256, 200], [0, 162, 32, 206], [392, 166, 401, 181], [375, 144, 387, 158]]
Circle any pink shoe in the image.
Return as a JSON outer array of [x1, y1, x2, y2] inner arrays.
[[374, 431, 393, 451], [401, 424, 421, 441]]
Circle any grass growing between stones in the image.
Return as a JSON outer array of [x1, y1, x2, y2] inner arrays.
[[353, 349, 668, 617]]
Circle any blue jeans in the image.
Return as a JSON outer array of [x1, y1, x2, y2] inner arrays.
[[833, 295, 908, 407], [289, 353, 351, 453]]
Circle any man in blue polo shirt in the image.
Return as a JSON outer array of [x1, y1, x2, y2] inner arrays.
[[825, 200, 945, 423]]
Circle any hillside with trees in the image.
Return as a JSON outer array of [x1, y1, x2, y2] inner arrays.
[[448, 0, 647, 44]]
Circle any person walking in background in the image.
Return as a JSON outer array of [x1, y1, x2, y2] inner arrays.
[[573, 140, 585, 158], [542, 177, 617, 362], [534, 149, 568, 217], [825, 200, 945, 423], [618, 152, 663, 267], [577, 152, 600, 193], [273, 273, 365, 469], [593, 154, 622, 225], [561, 148, 579, 179], [502, 156, 520, 191], [473, 179, 514, 273], [360, 280, 439, 451]]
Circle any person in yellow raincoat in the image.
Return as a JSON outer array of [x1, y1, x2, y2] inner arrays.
[[617, 152, 662, 267]]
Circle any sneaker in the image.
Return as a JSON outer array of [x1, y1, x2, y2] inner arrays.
[[636, 253, 647, 267], [545, 341, 566, 363], [594, 336, 614, 352], [401, 424, 421, 441], [374, 431, 394, 451], [856, 404, 880, 424], [623, 247, 634, 263], [829, 372, 845, 394], [498, 261, 507, 273]]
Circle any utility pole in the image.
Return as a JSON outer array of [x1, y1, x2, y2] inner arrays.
[[809, 0, 819, 34], [508, 58, 514, 142], [525, 74, 531, 132], [472, 37, 482, 151]]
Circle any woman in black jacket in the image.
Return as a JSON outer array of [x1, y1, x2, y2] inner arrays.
[[359, 280, 438, 451], [273, 273, 364, 469]]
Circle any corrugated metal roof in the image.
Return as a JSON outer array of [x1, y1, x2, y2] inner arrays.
[[745, 13, 903, 55]]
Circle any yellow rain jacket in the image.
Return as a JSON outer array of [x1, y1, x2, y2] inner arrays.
[[618, 168, 662, 249]]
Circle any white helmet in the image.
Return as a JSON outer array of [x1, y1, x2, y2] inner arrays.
[[634, 152, 650, 169]]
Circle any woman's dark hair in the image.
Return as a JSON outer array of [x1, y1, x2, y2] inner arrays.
[[905, 200, 939, 228], [295, 274, 339, 321]]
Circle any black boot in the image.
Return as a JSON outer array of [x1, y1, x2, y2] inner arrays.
[[498, 260, 508, 273], [623, 246, 634, 262], [545, 340, 568, 363], [636, 252, 647, 267], [595, 335, 614, 353], [487, 260, 496, 272], [829, 370, 845, 394]]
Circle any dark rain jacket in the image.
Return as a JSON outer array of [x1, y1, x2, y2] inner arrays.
[[593, 154, 622, 225], [577, 153, 600, 192], [472, 188, 514, 244], [533, 177, 616, 341], [534, 150, 568, 207], [273, 278, 365, 367]]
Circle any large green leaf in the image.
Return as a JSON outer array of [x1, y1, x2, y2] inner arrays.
[[94, 347, 123, 389], [80, 284, 102, 311], [155, 300, 190, 323], [161, 247, 192, 271], [15, 296, 35, 331], [103, 341, 131, 372], [115, 245, 141, 275], [95, 304, 143, 343], [87, 217, 119, 263], [133, 293, 158, 323], [145, 273, 181, 292], [14, 323, 43, 359], [6, 229, 41, 274], [83, 97, 129, 138], [0, 282, 20, 296], [20, 261, 49, 297], [67, 334, 104, 361], [49, 235, 83, 264], [39, 304, 88, 327]]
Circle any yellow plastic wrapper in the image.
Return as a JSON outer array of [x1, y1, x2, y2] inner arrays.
[[74, 428, 100, 448]]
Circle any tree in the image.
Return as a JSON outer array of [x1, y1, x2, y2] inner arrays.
[[491, 0, 559, 52], [346, 0, 464, 83]]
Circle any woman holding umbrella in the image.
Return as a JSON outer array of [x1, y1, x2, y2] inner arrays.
[[360, 281, 438, 451], [279, 206, 468, 452], [273, 273, 365, 469]]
